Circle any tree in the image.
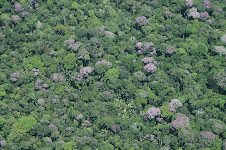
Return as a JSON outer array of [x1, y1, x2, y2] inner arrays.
[[54, 24, 68, 35], [22, 55, 44, 70], [62, 142, 77, 150], [0, 117, 6, 130], [71, 2, 80, 10], [0, 86, 6, 99], [63, 53, 77, 70], [104, 67, 120, 81], [18, 116, 37, 131], [98, 143, 114, 150]]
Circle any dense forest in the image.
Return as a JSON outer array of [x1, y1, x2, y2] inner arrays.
[[0, 0, 225, 149]]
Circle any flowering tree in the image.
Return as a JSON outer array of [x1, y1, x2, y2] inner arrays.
[[143, 63, 157, 73], [51, 96, 60, 104], [32, 68, 39, 76], [206, 119, 225, 135], [144, 107, 161, 119], [141, 57, 157, 64], [72, 73, 84, 83], [42, 84, 48, 88], [94, 60, 112, 74], [14, 4, 23, 12], [78, 49, 90, 61], [83, 120, 91, 126], [156, 118, 163, 123], [168, 99, 183, 113], [188, 7, 200, 19], [213, 72, 226, 91], [165, 46, 176, 54], [136, 42, 143, 49], [186, 0, 194, 7], [71, 67, 93, 85], [34, 79, 49, 92], [52, 73, 65, 84], [220, 34, 226, 43], [64, 39, 74, 47], [76, 113, 83, 120], [206, 18, 212, 23], [104, 31, 115, 39], [80, 66, 93, 76], [165, 11, 174, 17], [11, 15, 21, 21], [199, 12, 209, 20], [27, 0, 39, 9], [203, 0, 211, 9], [213, 46, 226, 55], [143, 134, 155, 142], [64, 39, 82, 51], [135, 16, 149, 26], [110, 124, 120, 133], [10, 72, 23, 82], [0, 140, 6, 148], [48, 124, 58, 131], [37, 21, 43, 29], [141, 57, 157, 73], [136, 42, 156, 55], [37, 98, 45, 106], [100, 91, 112, 101], [170, 113, 191, 131], [198, 131, 217, 148], [95, 60, 112, 66], [34, 79, 43, 90]]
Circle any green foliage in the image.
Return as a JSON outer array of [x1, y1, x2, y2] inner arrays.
[[0, 0, 225, 149], [54, 83, 65, 94], [198, 43, 208, 54], [160, 105, 174, 119], [0, 101, 6, 107], [7, 122, 27, 143], [0, 86, 6, 99], [71, 2, 80, 10], [63, 53, 77, 70], [105, 21, 120, 33], [205, 119, 226, 135], [98, 143, 114, 150], [18, 116, 37, 132], [1, 13, 10, 23], [54, 25, 68, 35], [22, 55, 44, 70], [95, 64, 112, 75], [130, 122, 143, 134], [0, 117, 6, 130], [97, 117, 114, 129], [38, 147, 53, 150], [86, 17, 103, 28], [104, 67, 120, 80], [62, 142, 77, 150], [122, 54, 136, 71]]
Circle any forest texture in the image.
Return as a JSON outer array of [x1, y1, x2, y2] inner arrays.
[[0, 0, 226, 149]]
